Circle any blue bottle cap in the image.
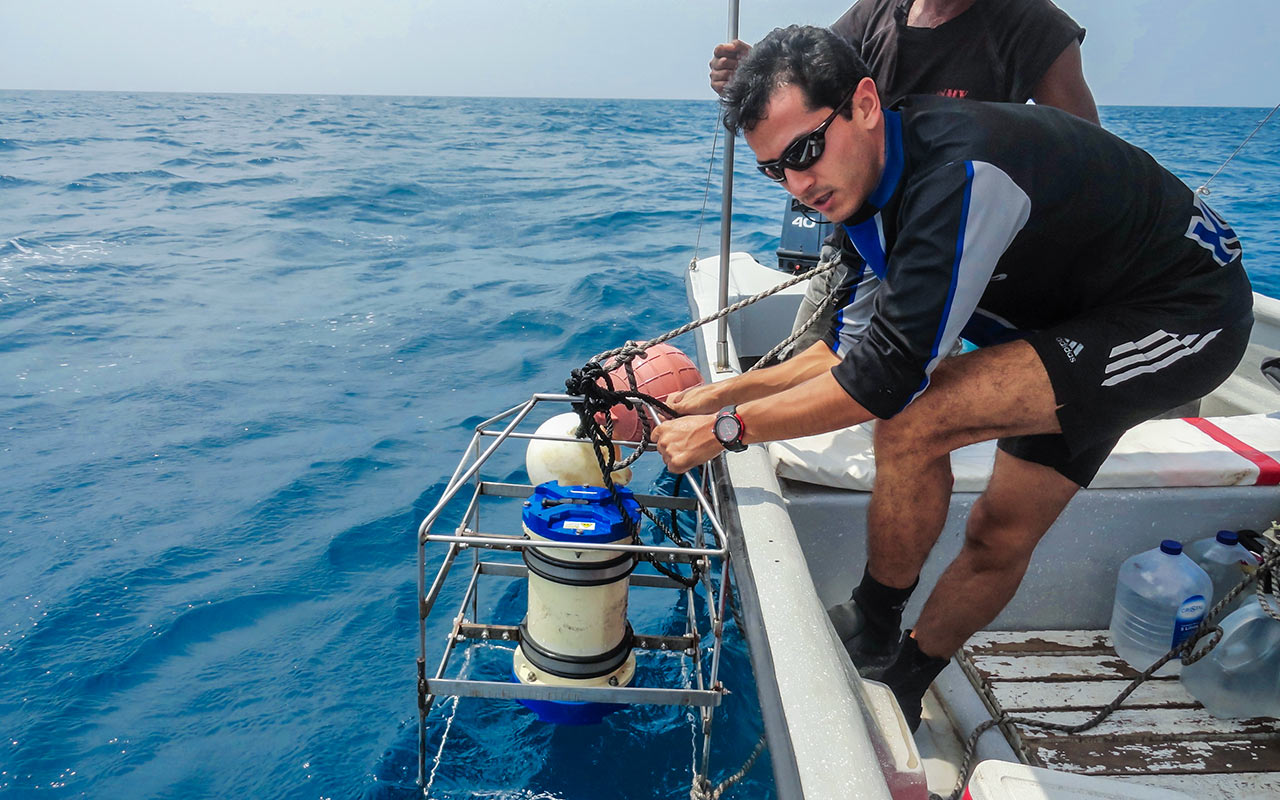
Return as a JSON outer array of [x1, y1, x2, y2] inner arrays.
[[1160, 539, 1183, 555], [1215, 530, 1239, 545], [522, 481, 639, 544]]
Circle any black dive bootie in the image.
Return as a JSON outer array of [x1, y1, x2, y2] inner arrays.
[[827, 569, 917, 679], [880, 632, 951, 732]]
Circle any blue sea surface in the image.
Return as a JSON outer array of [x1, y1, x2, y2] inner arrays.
[[2, 92, 1278, 799]]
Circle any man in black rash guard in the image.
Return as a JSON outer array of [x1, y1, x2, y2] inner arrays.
[[710, 0, 1098, 373], [656, 25, 1253, 730], [710, 1, 1101, 681]]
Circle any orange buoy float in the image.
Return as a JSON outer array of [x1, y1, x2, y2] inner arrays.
[[596, 343, 703, 445]]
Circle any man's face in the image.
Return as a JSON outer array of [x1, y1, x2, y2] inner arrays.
[[744, 78, 883, 222]]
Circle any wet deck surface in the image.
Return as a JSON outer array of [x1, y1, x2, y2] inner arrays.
[[958, 630, 1280, 798]]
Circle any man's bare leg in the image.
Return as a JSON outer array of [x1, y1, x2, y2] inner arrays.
[[831, 340, 1064, 675], [851, 341, 1079, 728], [912, 449, 1080, 656], [879, 449, 1080, 730], [863, 440, 954, 589], [867, 340, 1063, 587]]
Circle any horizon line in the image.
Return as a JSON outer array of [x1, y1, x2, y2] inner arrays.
[[0, 87, 1272, 110]]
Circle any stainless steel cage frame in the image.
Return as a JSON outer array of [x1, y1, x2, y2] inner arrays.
[[415, 393, 734, 791]]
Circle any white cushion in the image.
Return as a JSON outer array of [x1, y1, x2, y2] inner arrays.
[[768, 414, 1280, 492]]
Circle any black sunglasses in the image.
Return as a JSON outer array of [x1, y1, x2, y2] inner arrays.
[[755, 91, 855, 182]]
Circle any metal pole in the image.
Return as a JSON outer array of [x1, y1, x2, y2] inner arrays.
[[714, 0, 740, 372]]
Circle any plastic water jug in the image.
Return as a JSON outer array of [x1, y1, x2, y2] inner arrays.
[[1109, 540, 1212, 676], [1181, 602, 1280, 719], [1186, 530, 1258, 614]]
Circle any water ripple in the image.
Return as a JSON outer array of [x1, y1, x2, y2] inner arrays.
[[2, 90, 1277, 800]]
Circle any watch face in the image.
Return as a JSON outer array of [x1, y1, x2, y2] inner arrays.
[[714, 413, 741, 443]]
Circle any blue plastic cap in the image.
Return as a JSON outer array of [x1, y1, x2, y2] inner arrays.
[[511, 667, 624, 725], [1160, 539, 1183, 555], [1215, 530, 1239, 545], [522, 481, 639, 544]]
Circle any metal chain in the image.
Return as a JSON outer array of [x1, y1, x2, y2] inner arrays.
[[938, 543, 1280, 800]]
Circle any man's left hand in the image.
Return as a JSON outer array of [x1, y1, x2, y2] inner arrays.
[[653, 415, 722, 474]]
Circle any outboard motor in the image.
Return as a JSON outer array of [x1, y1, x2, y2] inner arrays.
[[777, 198, 836, 274]]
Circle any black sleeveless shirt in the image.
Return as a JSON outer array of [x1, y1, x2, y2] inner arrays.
[[831, 0, 1085, 105]]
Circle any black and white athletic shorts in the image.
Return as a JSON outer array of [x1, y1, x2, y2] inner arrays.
[[999, 281, 1254, 487]]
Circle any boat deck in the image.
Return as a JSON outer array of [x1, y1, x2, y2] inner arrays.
[[957, 630, 1280, 798], [687, 254, 1280, 799]]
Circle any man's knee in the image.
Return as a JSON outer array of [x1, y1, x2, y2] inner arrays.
[[962, 495, 1043, 568], [873, 405, 953, 466]]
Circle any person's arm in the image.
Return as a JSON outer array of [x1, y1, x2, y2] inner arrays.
[[655, 370, 873, 474], [665, 341, 840, 415], [1031, 40, 1099, 124], [709, 39, 751, 95]]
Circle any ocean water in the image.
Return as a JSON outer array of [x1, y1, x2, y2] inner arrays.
[[2, 92, 1279, 799]]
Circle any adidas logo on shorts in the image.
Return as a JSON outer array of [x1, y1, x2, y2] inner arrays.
[[1056, 337, 1084, 362]]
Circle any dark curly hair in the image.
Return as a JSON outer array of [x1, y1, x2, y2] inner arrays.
[[722, 25, 871, 135]]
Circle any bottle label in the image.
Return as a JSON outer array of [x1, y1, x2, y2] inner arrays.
[[1171, 594, 1207, 648]]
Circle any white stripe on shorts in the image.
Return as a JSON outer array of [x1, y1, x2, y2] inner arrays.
[[1102, 329, 1222, 387], [1109, 329, 1172, 359], [1105, 332, 1203, 375]]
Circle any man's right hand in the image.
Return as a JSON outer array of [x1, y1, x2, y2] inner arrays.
[[665, 383, 725, 417], [710, 40, 751, 95]]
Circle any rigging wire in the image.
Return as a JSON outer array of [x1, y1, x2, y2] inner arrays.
[[692, 108, 725, 266], [1197, 99, 1280, 196], [424, 645, 475, 798]]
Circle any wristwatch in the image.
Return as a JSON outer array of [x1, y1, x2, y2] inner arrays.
[[713, 406, 747, 453]]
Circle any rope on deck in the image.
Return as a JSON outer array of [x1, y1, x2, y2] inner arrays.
[[936, 542, 1280, 800]]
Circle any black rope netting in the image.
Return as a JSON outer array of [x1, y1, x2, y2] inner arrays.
[[564, 349, 701, 589]]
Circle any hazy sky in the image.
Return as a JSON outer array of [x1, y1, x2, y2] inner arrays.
[[2, 1, 1276, 106]]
